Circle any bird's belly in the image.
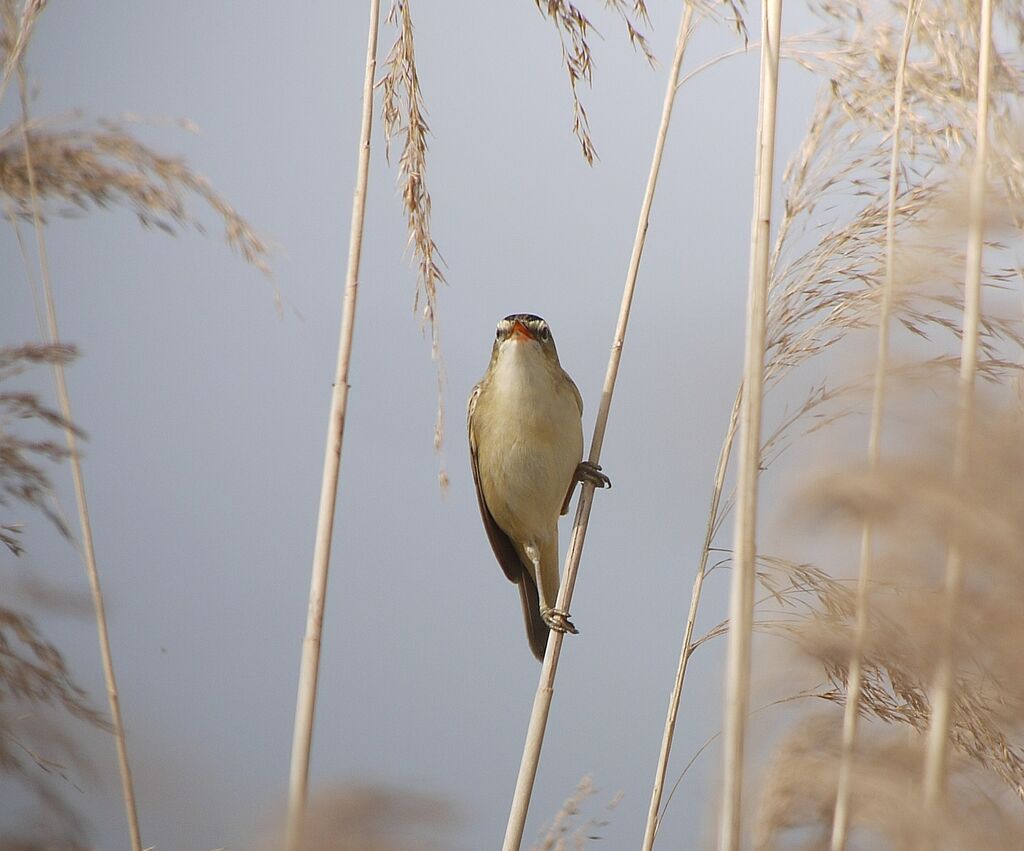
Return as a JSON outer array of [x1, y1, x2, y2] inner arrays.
[[478, 398, 582, 544]]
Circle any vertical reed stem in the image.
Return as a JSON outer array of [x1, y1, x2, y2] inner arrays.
[[829, 4, 919, 849], [643, 388, 739, 850], [921, 0, 992, 811], [17, 69, 143, 851], [285, 2, 381, 848], [500, 5, 696, 848], [718, 1, 783, 848]]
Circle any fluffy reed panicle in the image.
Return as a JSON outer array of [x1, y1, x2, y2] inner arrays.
[[379, 0, 449, 476], [1, 1, 269, 274], [261, 784, 453, 851], [0, 117, 270, 273], [530, 776, 621, 851], [703, 0, 1024, 509], [764, 0, 1024, 393], [529, 0, 656, 164], [0, 344, 105, 849], [755, 719, 1023, 850], [751, 405, 1024, 848], [0, 0, 44, 104], [652, 1, 1024, 841], [3, 7, 270, 848], [380, 0, 445, 347], [0, 343, 79, 550]]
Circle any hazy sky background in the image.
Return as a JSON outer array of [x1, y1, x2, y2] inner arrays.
[[1, 1, 830, 848]]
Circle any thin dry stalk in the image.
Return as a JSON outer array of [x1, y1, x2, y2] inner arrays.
[[0, 0, 42, 106], [922, 0, 994, 810], [500, 5, 695, 849], [829, 3, 920, 849], [0, 343, 77, 549], [285, 2, 381, 849], [652, 0, 1021, 834], [757, 718, 1024, 851], [530, 0, 654, 164], [718, 1, 782, 849], [530, 775, 620, 851], [14, 60, 142, 851], [642, 386, 739, 850], [754, 409, 1024, 847], [379, 0, 448, 481]]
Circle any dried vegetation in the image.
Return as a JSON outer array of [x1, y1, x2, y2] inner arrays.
[[0, 344, 101, 848], [651, 0, 1024, 845], [754, 409, 1024, 848]]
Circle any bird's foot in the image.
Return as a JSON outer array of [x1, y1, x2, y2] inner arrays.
[[576, 461, 611, 489], [542, 607, 579, 635]]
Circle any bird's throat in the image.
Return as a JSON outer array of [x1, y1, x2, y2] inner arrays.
[[492, 340, 548, 398]]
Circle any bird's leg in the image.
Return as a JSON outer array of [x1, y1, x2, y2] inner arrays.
[[560, 461, 612, 515], [544, 607, 579, 635], [576, 461, 611, 489], [524, 543, 578, 635]]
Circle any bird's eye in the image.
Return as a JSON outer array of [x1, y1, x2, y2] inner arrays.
[[539, 326, 550, 341], [496, 326, 503, 340]]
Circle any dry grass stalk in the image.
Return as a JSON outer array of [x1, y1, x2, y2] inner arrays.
[[753, 409, 1024, 848], [0, 116, 270, 273], [718, 1, 783, 848], [829, 3, 920, 849], [530, 776, 621, 851], [6, 20, 142, 847], [0, 343, 77, 551], [695, 536, 1024, 799], [500, 4, 696, 849], [656, 0, 1024, 831], [0, 344, 107, 849], [643, 386, 739, 850], [756, 718, 1024, 851], [0, 1, 269, 277], [0, 0, 42, 106], [285, 2, 382, 848], [922, 0, 994, 811], [3, 4, 272, 838], [379, 0, 448, 482], [529, 0, 655, 164]]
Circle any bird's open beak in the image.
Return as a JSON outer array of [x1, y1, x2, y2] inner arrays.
[[511, 320, 535, 341]]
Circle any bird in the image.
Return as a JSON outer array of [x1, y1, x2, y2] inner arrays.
[[468, 313, 609, 661]]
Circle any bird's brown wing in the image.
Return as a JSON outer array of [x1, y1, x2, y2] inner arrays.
[[559, 369, 584, 516], [517, 573, 550, 661], [467, 383, 524, 585], [468, 383, 552, 663], [468, 382, 551, 662]]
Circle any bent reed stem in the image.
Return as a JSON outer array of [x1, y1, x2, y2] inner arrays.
[[500, 4, 696, 849]]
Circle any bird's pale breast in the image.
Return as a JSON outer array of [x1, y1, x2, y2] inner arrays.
[[474, 343, 582, 545]]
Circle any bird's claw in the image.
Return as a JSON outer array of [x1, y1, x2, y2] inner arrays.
[[576, 461, 611, 489], [542, 607, 579, 635]]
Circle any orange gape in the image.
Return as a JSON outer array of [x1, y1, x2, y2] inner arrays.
[[511, 320, 534, 341]]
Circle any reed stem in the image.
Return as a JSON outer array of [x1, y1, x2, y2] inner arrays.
[[285, 2, 381, 848], [500, 4, 696, 848]]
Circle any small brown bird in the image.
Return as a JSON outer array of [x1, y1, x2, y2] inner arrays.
[[468, 314, 609, 660]]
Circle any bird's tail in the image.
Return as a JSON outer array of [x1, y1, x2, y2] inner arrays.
[[517, 574, 550, 662]]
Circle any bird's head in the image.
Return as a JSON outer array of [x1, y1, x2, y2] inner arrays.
[[493, 314, 560, 363]]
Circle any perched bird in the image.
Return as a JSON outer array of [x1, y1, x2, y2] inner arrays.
[[468, 314, 609, 661]]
